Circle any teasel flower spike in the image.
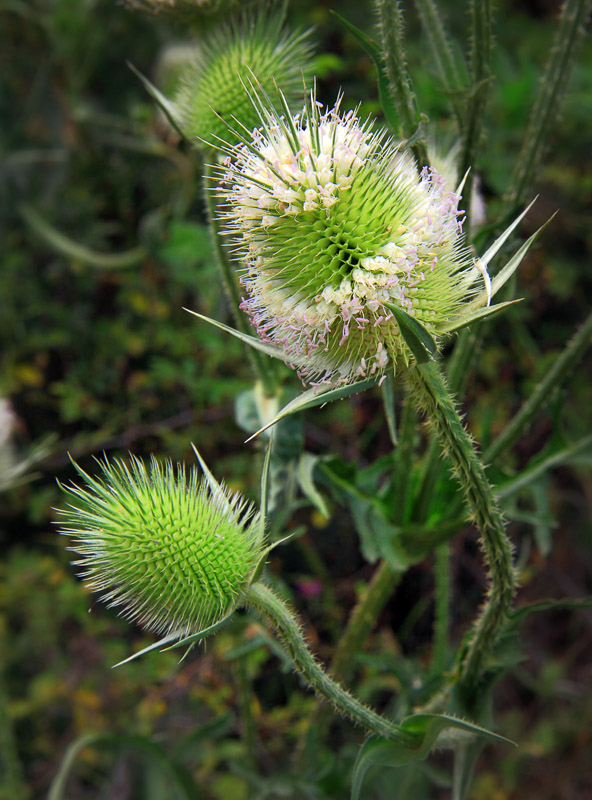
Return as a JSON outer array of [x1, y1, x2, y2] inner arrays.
[[174, 7, 313, 151], [57, 450, 273, 664]]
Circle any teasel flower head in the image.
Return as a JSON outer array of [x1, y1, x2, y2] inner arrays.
[[57, 454, 266, 637], [216, 92, 489, 386], [175, 11, 312, 150], [399, 141, 487, 230]]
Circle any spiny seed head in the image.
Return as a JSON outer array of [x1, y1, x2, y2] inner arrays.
[[217, 94, 482, 386], [175, 13, 313, 150], [57, 456, 265, 636]]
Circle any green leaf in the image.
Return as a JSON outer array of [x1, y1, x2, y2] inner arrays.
[[507, 596, 592, 628], [381, 373, 398, 445], [441, 299, 522, 335], [496, 434, 592, 500], [127, 61, 187, 140], [49, 733, 199, 800], [331, 12, 400, 132], [183, 308, 286, 360], [19, 203, 146, 269], [383, 302, 438, 363], [113, 613, 234, 667], [472, 197, 537, 272], [244, 377, 377, 442], [488, 214, 556, 301], [351, 714, 512, 800], [296, 453, 330, 518]]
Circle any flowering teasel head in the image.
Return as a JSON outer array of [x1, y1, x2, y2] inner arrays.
[[216, 92, 490, 386], [175, 11, 313, 150], [57, 453, 267, 637]]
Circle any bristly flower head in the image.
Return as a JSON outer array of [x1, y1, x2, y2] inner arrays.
[[57, 455, 266, 636], [175, 11, 312, 150], [217, 92, 484, 386]]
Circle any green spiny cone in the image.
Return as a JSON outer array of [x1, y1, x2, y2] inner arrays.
[[57, 455, 265, 636], [216, 94, 485, 386], [175, 11, 312, 149]]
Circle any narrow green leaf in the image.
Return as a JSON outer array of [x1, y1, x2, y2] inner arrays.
[[49, 733, 199, 800], [381, 374, 398, 445], [244, 378, 377, 442], [183, 308, 285, 360], [507, 596, 592, 628], [476, 197, 538, 270], [127, 61, 187, 140], [351, 714, 512, 800], [488, 214, 556, 301], [331, 12, 401, 132], [112, 629, 187, 668], [441, 299, 522, 334], [162, 613, 235, 653], [260, 433, 274, 525], [383, 302, 438, 363], [496, 434, 592, 501], [19, 204, 146, 269], [297, 453, 330, 518]]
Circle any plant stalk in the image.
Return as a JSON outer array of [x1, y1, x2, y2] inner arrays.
[[203, 163, 276, 395], [458, 0, 495, 230], [245, 582, 417, 744], [485, 309, 592, 463], [404, 362, 515, 701], [503, 0, 592, 212], [375, 0, 429, 167]]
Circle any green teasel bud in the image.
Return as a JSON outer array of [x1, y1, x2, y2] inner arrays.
[[216, 92, 486, 387], [57, 455, 266, 636], [175, 10, 313, 150]]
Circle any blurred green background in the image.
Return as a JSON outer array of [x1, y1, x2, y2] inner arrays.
[[1, 1, 591, 798]]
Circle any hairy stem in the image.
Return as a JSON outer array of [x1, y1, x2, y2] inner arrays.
[[376, 0, 429, 166], [245, 582, 417, 743], [405, 362, 515, 701], [485, 309, 592, 463], [203, 163, 276, 395], [458, 0, 495, 230], [503, 0, 592, 212], [414, 0, 465, 124]]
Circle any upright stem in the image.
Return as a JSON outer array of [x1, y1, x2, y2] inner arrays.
[[432, 542, 451, 674], [245, 582, 417, 745], [458, 0, 494, 229], [404, 362, 515, 702], [203, 163, 276, 395], [485, 310, 592, 464], [503, 0, 592, 212], [331, 564, 403, 684], [375, 0, 429, 167], [414, 0, 465, 125]]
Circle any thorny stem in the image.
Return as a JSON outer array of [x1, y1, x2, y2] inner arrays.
[[485, 309, 592, 464], [414, 0, 465, 125], [405, 362, 515, 703], [458, 0, 495, 230], [245, 582, 417, 744], [203, 163, 276, 395], [375, 0, 429, 167], [503, 0, 592, 213]]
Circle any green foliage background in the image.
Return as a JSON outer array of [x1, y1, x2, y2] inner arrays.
[[1, 1, 591, 798]]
